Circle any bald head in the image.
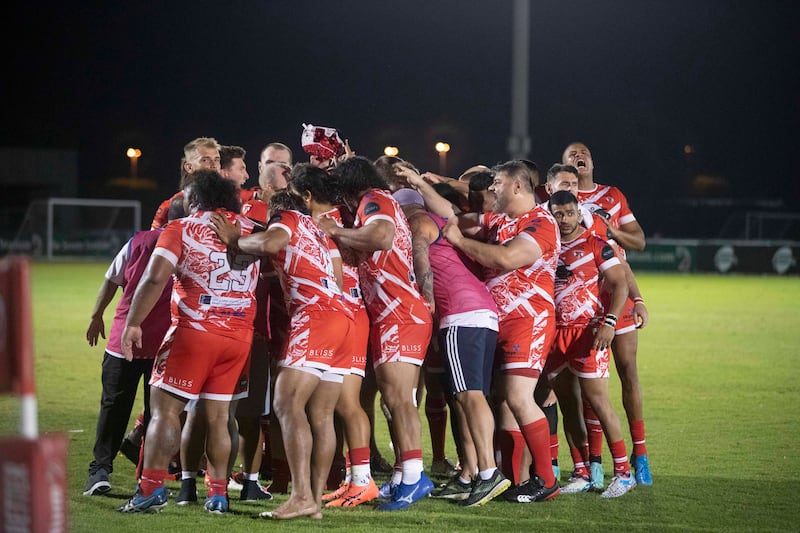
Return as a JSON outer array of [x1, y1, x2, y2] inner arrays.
[[259, 162, 292, 202]]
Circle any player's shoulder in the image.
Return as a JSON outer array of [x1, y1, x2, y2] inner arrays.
[[522, 205, 557, 228], [589, 233, 617, 261], [241, 199, 268, 225], [361, 189, 397, 218], [596, 182, 627, 199]]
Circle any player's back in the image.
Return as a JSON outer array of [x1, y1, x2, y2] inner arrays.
[[155, 210, 259, 338]]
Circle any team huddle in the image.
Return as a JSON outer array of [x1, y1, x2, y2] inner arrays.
[[82, 128, 652, 520]]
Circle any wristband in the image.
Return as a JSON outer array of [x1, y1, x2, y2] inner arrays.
[[603, 313, 618, 328], [633, 297, 645, 305]]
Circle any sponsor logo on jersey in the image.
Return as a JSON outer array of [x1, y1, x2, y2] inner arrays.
[[401, 344, 423, 353], [601, 245, 614, 260], [364, 202, 380, 215], [167, 376, 194, 388]]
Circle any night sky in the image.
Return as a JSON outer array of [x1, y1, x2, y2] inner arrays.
[[6, 1, 799, 237]]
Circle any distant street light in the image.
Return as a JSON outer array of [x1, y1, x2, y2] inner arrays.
[[435, 142, 450, 175], [126, 148, 142, 179], [384, 146, 399, 157]]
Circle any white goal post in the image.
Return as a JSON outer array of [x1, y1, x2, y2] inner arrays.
[[9, 198, 142, 260]]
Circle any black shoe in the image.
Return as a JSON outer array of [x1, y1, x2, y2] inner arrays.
[[83, 467, 111, 496], [504, 476, 560, 503], [119, 439, 141, 466], [176, 477, 197, 505], [240, 479, 273, 501], [370, 454, 393, 474]]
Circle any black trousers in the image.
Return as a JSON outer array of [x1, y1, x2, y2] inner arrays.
[[88, 353, 154, 474]]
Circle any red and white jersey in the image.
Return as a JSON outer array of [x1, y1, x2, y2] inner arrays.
[[577, 183, 636, 228], [151, 191, 183, 229], [355, 189, 431, 325], [153, 209, 260, 339], [268, 209, 349, 318], [583, 211, 628, 261], [554, 228, 621, 328], [479, 205, 560, 322], [240, 187, 261, 203], [319, 206, 365, 313], [241, 199, 268, 227]]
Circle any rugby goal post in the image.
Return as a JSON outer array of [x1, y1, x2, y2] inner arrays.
[[11, 198, 141, 260], [0, 255, 69, 533]]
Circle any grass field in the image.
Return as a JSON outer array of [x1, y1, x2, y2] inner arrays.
[[1, 263, 799, 532]]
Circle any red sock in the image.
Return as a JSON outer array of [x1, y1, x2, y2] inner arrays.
[[549, 431, 559, 465], [521, 419, 555, 487], [349, 447, 370, 467], [497, 429, 526, 484], [207, 477, 228, 498], [569, 446, 589, 479], [629, 419, 648, 456], [425, 393, 448, 461], [139, 468, 166, 496], [608, 440, 630, 476], [583, 401, 604, 459]]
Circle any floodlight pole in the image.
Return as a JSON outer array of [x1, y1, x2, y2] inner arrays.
[[508, 0, 531, 160]]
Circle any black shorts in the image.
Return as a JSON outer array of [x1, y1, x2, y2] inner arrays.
[[438, 326, 497, 395]]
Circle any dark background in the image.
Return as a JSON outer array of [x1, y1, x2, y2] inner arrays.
[[5, 1, 799, 238]]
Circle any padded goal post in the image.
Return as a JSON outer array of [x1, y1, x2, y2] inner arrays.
[[0, 255, 68, 532]]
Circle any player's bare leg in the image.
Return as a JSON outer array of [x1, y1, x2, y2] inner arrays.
[[143, 388, 187, 470], [611, 331, 642, 423], [269, 368, 321, 519], [375, 361, 422, 463], [307, 380, 342, 514], [203, 399, 234, 484]]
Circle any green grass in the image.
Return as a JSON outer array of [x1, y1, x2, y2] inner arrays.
[[1, 265, 799, 531]]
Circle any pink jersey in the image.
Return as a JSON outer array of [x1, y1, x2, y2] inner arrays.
[[267, 209, 349, 318], [320, 206, 365, 313], [355, 189, 431, 326], [479, 205, 560, 322], [153, 209, 259, 339], [554, 228, 621, 328], [577, 183, 636, 228], [425, 213, 498, 327], [106, 229, 172, 359]]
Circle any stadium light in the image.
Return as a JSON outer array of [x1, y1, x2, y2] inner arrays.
[[384, 146, 399, 157], [126, 148, 142, 179], [435, 142, 450, 174]]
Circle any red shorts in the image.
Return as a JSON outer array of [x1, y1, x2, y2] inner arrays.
[[370, 320, 433, 368], [150, 325, 252, 401], [280, 311, 354, 377], [424, 334, 445, 373], [545, 326, 610, 380], [496, 314, 555, 378], [236, 335, 270, 416], [341, 307, 370, 377], [615, 297, 637, 335]]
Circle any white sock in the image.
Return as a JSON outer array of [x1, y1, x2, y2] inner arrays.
[[402, 458, 423, 485], [350, 464, 371, 487], [479, 467, 497, 481]]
